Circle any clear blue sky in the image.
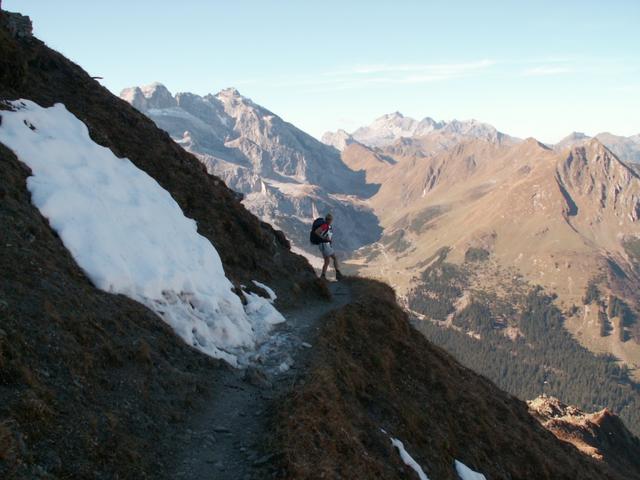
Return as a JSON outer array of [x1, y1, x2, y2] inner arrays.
[[6, 0, 640, 142]]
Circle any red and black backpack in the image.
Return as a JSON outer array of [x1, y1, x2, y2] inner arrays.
[[309, 217, 327, 245]]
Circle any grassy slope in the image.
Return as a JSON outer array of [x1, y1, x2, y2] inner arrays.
[[273, 279, 626, 480], [0, 17, 320, 479]]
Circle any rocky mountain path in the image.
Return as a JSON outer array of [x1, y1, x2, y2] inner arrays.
[[171, 280, 351, 480]]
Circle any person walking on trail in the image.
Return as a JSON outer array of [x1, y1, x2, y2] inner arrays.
[[310, 213, 344, 281]]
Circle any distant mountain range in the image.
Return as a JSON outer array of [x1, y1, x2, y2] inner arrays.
[[120, 83, 381, 258], [5, 10, 640, 478], [554, 131, 640, 164], [322, 111, 515, 150], [122, 84, 640, 435], [323, 112, 640, 166]]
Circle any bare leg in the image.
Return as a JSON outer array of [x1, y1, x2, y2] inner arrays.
[[332, 254, 343, 279], [331, 254, 340, 272], [321, 256, 330, 277]]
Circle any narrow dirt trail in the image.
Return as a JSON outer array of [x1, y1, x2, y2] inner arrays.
[[172, 281, 351, 480]]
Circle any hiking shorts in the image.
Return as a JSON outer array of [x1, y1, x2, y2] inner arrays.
[[319, 242, 335, 258]]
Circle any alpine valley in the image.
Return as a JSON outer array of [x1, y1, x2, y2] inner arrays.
[[1, 6, 640, 478], [123, 85, 640, 438]]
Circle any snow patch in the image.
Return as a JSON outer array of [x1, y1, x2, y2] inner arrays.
[[455, 460, 486, 480], [252, 280, 277, 301], [0, 100, 285, 367], [390, 438, 430, 480]]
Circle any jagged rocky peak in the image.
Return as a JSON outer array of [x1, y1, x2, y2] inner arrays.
[[323, 111, 510, 149], [1, 8, 33, 38], [215, 87, 255, 108], [568, 138, 626, 168], [119, 81, 381, 254], [321, 129, 355, 151], [517, 136, 553, 153], [565, 131, 590, 141], [554, 131, 591, 151], [217, 86, 242, 98], [141, 82, 176, 109], [120, 82, 176, 111], [351, 111, 426, 147], [441, 118, 501, 142]]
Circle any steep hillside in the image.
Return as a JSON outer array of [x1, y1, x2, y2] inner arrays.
[[346, 134, 640, 433], [272, 279, 628, 480], [0, 12, 321, 478], [2, 8, 639, 480], [120, 83, 381, 257]]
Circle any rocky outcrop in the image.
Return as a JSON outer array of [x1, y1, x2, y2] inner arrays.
[[529, 395, 640, 479], [1, 9, 33, 39]]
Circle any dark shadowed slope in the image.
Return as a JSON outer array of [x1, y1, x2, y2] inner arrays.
[[273, 279, 629, 480], [0, 11, 320, 479]]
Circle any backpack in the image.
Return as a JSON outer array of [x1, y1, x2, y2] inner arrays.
[[309, 217, 326, 245]]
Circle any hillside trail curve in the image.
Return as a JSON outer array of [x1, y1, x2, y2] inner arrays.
[[171, 280, 351, 480]]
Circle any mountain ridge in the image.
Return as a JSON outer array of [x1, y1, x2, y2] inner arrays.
[[323, 111, 516, 150], [120, 82, 382, 256], [2, 10, 639, 479]]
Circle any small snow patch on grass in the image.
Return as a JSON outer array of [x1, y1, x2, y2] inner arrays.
[[455, 459, 486, 480], [252, 280, 277, 301], [390, 437, 429, 480]]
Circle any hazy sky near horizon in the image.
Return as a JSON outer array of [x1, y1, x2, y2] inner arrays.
[[7, 0, 640, 143]]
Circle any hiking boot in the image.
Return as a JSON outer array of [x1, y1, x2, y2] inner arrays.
[[320, 273, 327, 281], [335, 270, 344, 281]]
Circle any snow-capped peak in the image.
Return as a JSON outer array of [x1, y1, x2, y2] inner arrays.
[[322, 113, 505, 150], [321, 129, 356, 151], [120, 82, 176, 111]]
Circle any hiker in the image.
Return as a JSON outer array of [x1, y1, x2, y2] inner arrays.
[[310, 213, 344, 281]]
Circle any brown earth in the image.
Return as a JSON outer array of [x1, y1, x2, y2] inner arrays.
[[272, 278, 626, 480], [1, 9, 637, 480], [346, 134, 640, 378]]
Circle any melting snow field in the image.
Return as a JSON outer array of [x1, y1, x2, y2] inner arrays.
[[0, 100, 284, 366]]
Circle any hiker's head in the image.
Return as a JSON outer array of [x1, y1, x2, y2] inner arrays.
[[325, 213, 333, 225]]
